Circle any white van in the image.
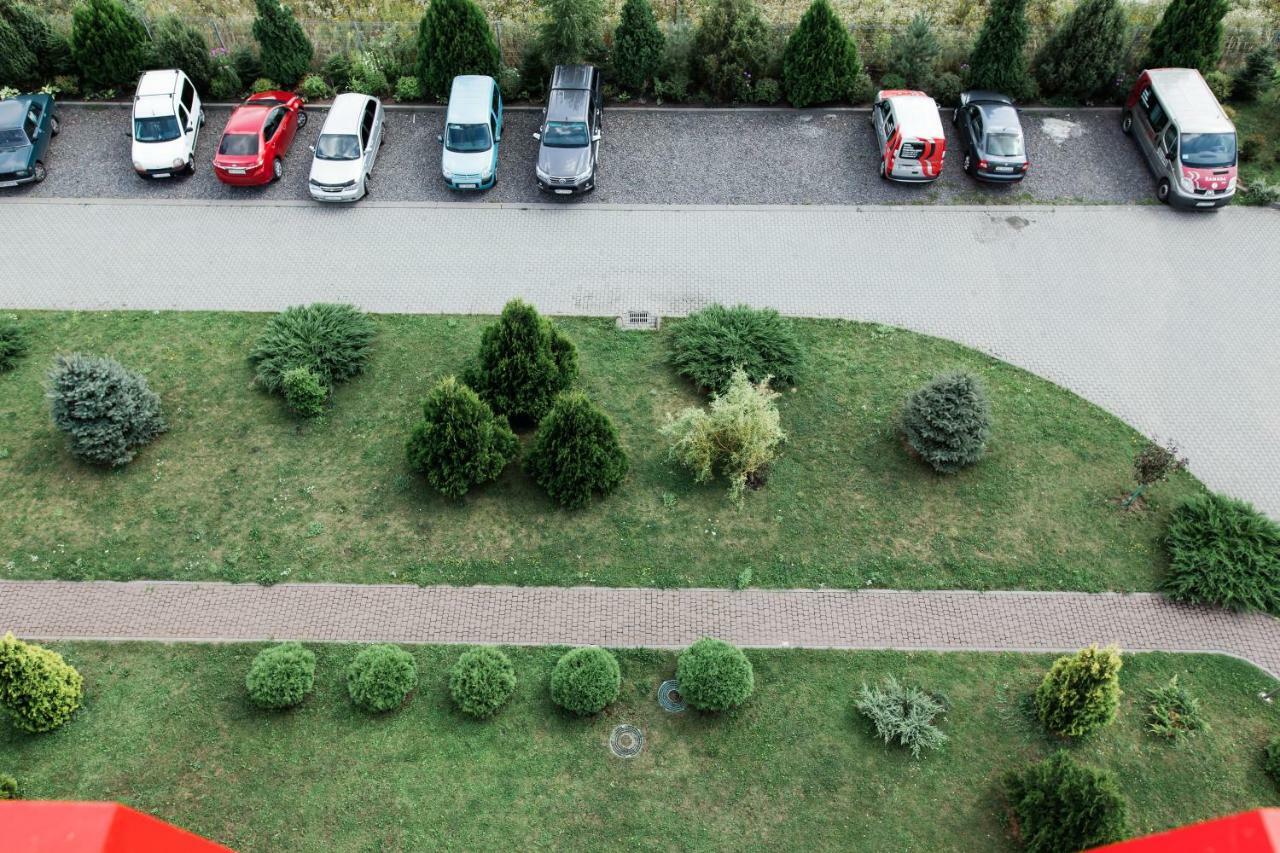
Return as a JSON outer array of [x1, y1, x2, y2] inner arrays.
[[131, 69, 204, 179], [1123, 69, 1237, 208], [438, 75, 501, 190]]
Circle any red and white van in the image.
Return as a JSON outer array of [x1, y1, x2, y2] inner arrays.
[[1123, 69, 1237, 208], [871, 90, 946, 182]]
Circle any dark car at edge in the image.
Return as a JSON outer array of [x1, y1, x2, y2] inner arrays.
[[952, 90, 1029, 182], [0, 93, 60, 187]]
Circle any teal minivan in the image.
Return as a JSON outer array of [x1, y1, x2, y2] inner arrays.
[[438, 75, 501, 190]]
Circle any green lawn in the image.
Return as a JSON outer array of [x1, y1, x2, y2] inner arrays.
[[1, 644, 1276, 851], [0, 310, 1199, 591], [1235, 95, 1280, 195]]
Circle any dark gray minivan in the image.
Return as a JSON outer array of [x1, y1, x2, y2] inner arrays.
[[533, 65, 602, 195]]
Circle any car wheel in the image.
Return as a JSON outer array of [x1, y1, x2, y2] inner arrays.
[[1121, 112, 1133, 135], [297, 110, 308, 128], [199, 110, 206, 128], [183, 159, 195, 175], [50, 116, 60, 136], [271, 157, 283, 182], [1157, 178, 1171, 204], [33, 161, 46, 183], [951, 108, 959, 127], [879, 159, 887, 180]]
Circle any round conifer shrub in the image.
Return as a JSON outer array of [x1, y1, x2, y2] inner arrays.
[[47, 353, 166, 467], [525, 392, 628, 509], [676, 637, 754, 712], [0, 319, 28, 372], [901, 371, 991, 474], [612, 0, 665, 93], [449, 647, 517, 718], [70, 0, 149, 91], [1035, 645, 1123, 739], [0, 633, 84, 734], [549, 646, 620, 715], [406, 376, 518, 499], [151, 15, 215, 92], [1163, 493, 1280, 615], [245, 642, 317, 710], [346, 644, 418, 713], [966, 0, 1032, 98], [0, 772, 17, 800], [1004, 751, 1128, 852], [416, 0, 500, 100], [281, 365, 328, 418], [252, 0, 313, 86], [467, 299, 579, 424], [668, 304, 803, 395], [249, 303, 375, 396], [693, 0, 773, 103], [781, 0, 863, 108]]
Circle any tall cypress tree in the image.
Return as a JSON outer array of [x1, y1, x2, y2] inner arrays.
[[966, 0, 1032, 98], [1142, 0, 1228, 72], [888, 13, 940, 90], [70, 0, 150, 91], [1034, 0, 1127, 101], [781, 0, 862, 107], [417, 0, 500, 100], [252, 0, 313, 86], [612, 0, 665, 94], [537, 0, 605, 67], [0, 14, 36, 86]]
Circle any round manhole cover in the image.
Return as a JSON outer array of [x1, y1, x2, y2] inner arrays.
[[609, 724, 644, 758], [658, 679, 686, 713]]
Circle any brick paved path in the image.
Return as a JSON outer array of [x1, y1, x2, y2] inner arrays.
[[3, 581, 1278, 677], [3, 200, 1278, 518]]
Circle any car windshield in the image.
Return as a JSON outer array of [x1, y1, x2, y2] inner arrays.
[[315, 133, 361, 160], [541, 121, 589, 148], [134, 116, 181, 143], [986, 132, 1024, 157], [0, 128, 28, 148], [1180, 132, 1236, 167], [445, 123, 491, 153], [218, 133, 259, 156]]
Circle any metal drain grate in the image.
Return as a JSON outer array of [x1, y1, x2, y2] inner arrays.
[[609, 724, 645, 758], [658, 680, 686, 713], [617, 310, 660, 331]]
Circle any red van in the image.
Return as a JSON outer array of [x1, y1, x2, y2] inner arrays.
[[871, 90, 946, 182], [1123, 69, 1237, 208]]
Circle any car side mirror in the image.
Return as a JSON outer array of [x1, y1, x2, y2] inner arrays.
[[308, 144, 315, 152], [1165, 148, 1176, 161], [592, 132, 601, 142], [436, 134, 443, 144], [532, 131, 541, 140]]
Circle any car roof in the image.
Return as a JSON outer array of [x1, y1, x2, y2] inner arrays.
[[226, 103, 272, 133], [551, 65, 594, 91], [447, 76, 494, 124], [1146, 68, 1234, 134], [881, 91, 943, 136], [978, 103, 1022, 134], [962, 89, 1013, 106], [137, 69, 180, 97], [547, 88, 590, 123], [323, 93, 370, 131], [0, 98, 33, 129]]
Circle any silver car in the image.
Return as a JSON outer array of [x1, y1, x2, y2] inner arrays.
[[534, 65, 602, 195], [308, 92, 384, 202]]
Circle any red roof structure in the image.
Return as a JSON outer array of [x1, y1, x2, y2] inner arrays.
[[1091, 809, 1280, 852], [0, 801, 233, 852]]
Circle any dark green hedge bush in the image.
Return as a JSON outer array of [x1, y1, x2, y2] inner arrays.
[[0, 772, 17, 800], [1035, 645, 1122, 739], [249, 303, 375, 397], [449, 647, 517, 718], [150, 15, 214, 92], [0, 633, 84, 734], [416, 0, 500, 100], [252, 0, 313, 86], [901, 371, 991, 474], [346, 644, 418, 713], [1033, 0, 1127, 101], [550, 646, 620, 715], [1005, 751, 1128, 853], [1163, 493, 1280, 615], [966, 0, 1032, 98], [676, 637, 754, 711], [47, 353, 166, 467], [693, 0, 774, 103], [781, 0, 862, 108], [406, 377, 518, 499], [612, 0, 665, 93], [0, 320, 27, 372], [70, 0, 149, 91], [246, 642, 317, 710], [668, 304, 803, 395], [468, 300, 578, 425], [281, 366, 328, 418], [525, 392, 628, 508]]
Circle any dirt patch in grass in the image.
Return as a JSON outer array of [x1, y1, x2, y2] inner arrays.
[[0, 311, 1200, 591]]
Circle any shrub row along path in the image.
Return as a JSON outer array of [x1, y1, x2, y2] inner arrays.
[[2, 199, 1278, 518], [3, 581, 1279, 678]]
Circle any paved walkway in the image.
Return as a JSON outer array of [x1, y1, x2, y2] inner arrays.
[[2, 200, 1278, 517], [3, 581, 1278, 678]]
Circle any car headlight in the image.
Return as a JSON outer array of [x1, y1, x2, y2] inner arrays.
[[133, 161, 145, 172], [442, 169, 454, 180], [15, 169, 29, 177], [172, 157, 186, 169], [574, 166, 593, 182], [535, 167, 550, 182], [1227, 177, 1237, 190], [1180, 176, 1194, 192], [481, 166, 494, 180]]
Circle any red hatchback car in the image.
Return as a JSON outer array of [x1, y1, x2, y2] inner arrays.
[[213, 91, 307, 185]]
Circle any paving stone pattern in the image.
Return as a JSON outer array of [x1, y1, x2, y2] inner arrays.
[[2, 581, 1278, 677], [1, 200, 1277, 518]]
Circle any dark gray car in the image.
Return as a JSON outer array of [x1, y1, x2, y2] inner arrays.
[[534, 65, 602, 195], [952, 91, 1029, 182]]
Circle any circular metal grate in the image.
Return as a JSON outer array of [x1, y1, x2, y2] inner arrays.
[[609, 724, 644, 758], [658, 679, 687, 713]]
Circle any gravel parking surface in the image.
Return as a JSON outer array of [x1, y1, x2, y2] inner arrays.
[[13, 103, 1156, 205]]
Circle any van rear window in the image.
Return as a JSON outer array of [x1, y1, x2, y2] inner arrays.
[[899, 140, 924, 160]]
